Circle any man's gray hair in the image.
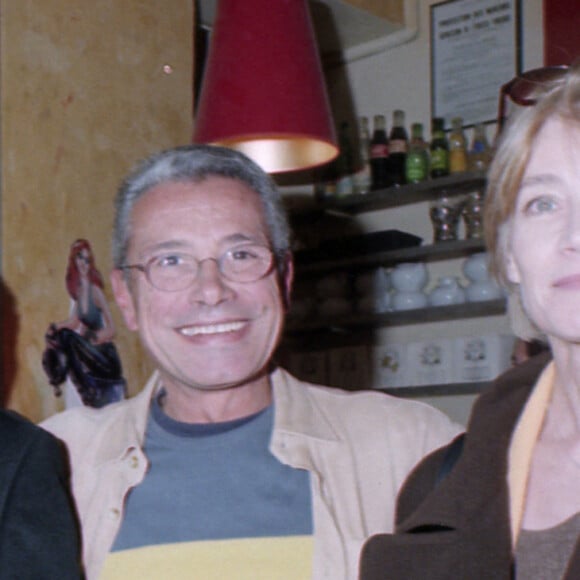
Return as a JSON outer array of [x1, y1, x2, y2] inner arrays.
[[112, 145, 291, 268]]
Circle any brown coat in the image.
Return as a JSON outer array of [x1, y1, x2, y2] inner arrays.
[[360, 352, 580, 580]]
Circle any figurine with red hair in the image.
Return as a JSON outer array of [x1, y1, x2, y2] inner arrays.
[[43, 239, 126, 407]]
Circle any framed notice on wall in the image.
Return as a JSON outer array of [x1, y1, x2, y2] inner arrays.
[[430, 0, 521, 127]]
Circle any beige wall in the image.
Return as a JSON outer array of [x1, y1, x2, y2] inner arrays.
[[1, 1, 194, 421]]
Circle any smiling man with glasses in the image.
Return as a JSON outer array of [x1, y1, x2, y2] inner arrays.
[[42, 144, 460, 580]]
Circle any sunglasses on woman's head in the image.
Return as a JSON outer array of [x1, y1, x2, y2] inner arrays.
[[498, 65, 569, 129]]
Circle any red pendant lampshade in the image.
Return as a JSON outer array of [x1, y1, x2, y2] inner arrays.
[[193, 0, 338, 174]]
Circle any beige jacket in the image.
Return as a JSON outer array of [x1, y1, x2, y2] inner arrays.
[[42, 368, 461, 580]]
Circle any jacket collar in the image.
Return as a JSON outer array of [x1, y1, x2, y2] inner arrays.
[[97, 372, 161, 463], [271, 367, 341, 441], [508, 361, 555, 546], [270, 367, 342, 470], [106, 367, 341, 466]]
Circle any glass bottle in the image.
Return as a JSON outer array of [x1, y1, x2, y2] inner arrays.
[[448, 117, 468, 174], [468, 123, 492, 172], [429, 194, 462, 242], [388, 109, 408, 185], [370, 114, 390, 190], [430, 117, 449, 178], [405, 122, 429, 184], [353, 116, 372, 195], [462, 190, 485, 239], [335, 121, 354, 197]]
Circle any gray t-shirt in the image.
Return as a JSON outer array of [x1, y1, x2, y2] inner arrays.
[[112, 396, 312, 552]]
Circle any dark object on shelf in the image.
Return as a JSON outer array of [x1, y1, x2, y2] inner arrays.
[[295, 230, 422, 263], [370, 114, 391, 190]]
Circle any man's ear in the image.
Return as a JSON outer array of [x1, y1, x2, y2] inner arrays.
[[110, 269, 139, 331]]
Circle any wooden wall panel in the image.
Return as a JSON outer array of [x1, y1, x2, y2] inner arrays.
[[1, 0, 194, 420]]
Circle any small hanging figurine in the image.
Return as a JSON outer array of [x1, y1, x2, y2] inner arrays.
[[42, 239, 127, 408]]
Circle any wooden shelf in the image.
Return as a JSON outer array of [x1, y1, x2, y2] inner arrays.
[[319, 171, 486, 214], [296, 238, 486, 276], [285, 298, 506, 335]]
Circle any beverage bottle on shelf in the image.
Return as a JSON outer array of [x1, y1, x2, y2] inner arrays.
[[335, 121, 354, 197], [430, 117, 449, 178], [370, 114, 390, 190], [353, 116, 372, 195], [468, 123, 492, 172], [388, 109, 408, 185], [448, 117, 468, 174], [405, 122, 429, 184]]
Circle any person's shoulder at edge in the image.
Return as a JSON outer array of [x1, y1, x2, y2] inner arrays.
[[0, 408, 77, 458], [0, 407, 36, 428], [0, 407, 57, 444]]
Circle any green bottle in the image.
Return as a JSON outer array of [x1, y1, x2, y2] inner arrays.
[[405, 123, 429, 183], [430, 117, 449, 178]]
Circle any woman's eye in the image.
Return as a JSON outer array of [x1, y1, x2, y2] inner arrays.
[[524, 196, 558, 215]]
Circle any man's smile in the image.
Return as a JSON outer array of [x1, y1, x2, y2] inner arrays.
[[178, 320, 246, 336]]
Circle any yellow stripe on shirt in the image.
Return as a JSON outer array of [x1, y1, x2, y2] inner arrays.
[[101, 535, 313, 580]]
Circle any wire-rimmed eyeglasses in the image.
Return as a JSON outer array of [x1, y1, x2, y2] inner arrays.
[[498, 65, 569, 129], [120, 244, 275, 292]]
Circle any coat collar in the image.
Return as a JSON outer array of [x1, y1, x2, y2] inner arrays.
[[508, 361, 555, 545], [398, 353, 551, 536]]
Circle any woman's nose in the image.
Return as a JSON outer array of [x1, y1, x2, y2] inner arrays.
[[562, 203, 580, 251]]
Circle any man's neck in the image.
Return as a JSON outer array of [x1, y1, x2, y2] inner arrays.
[[158, 374, 273, 424]]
